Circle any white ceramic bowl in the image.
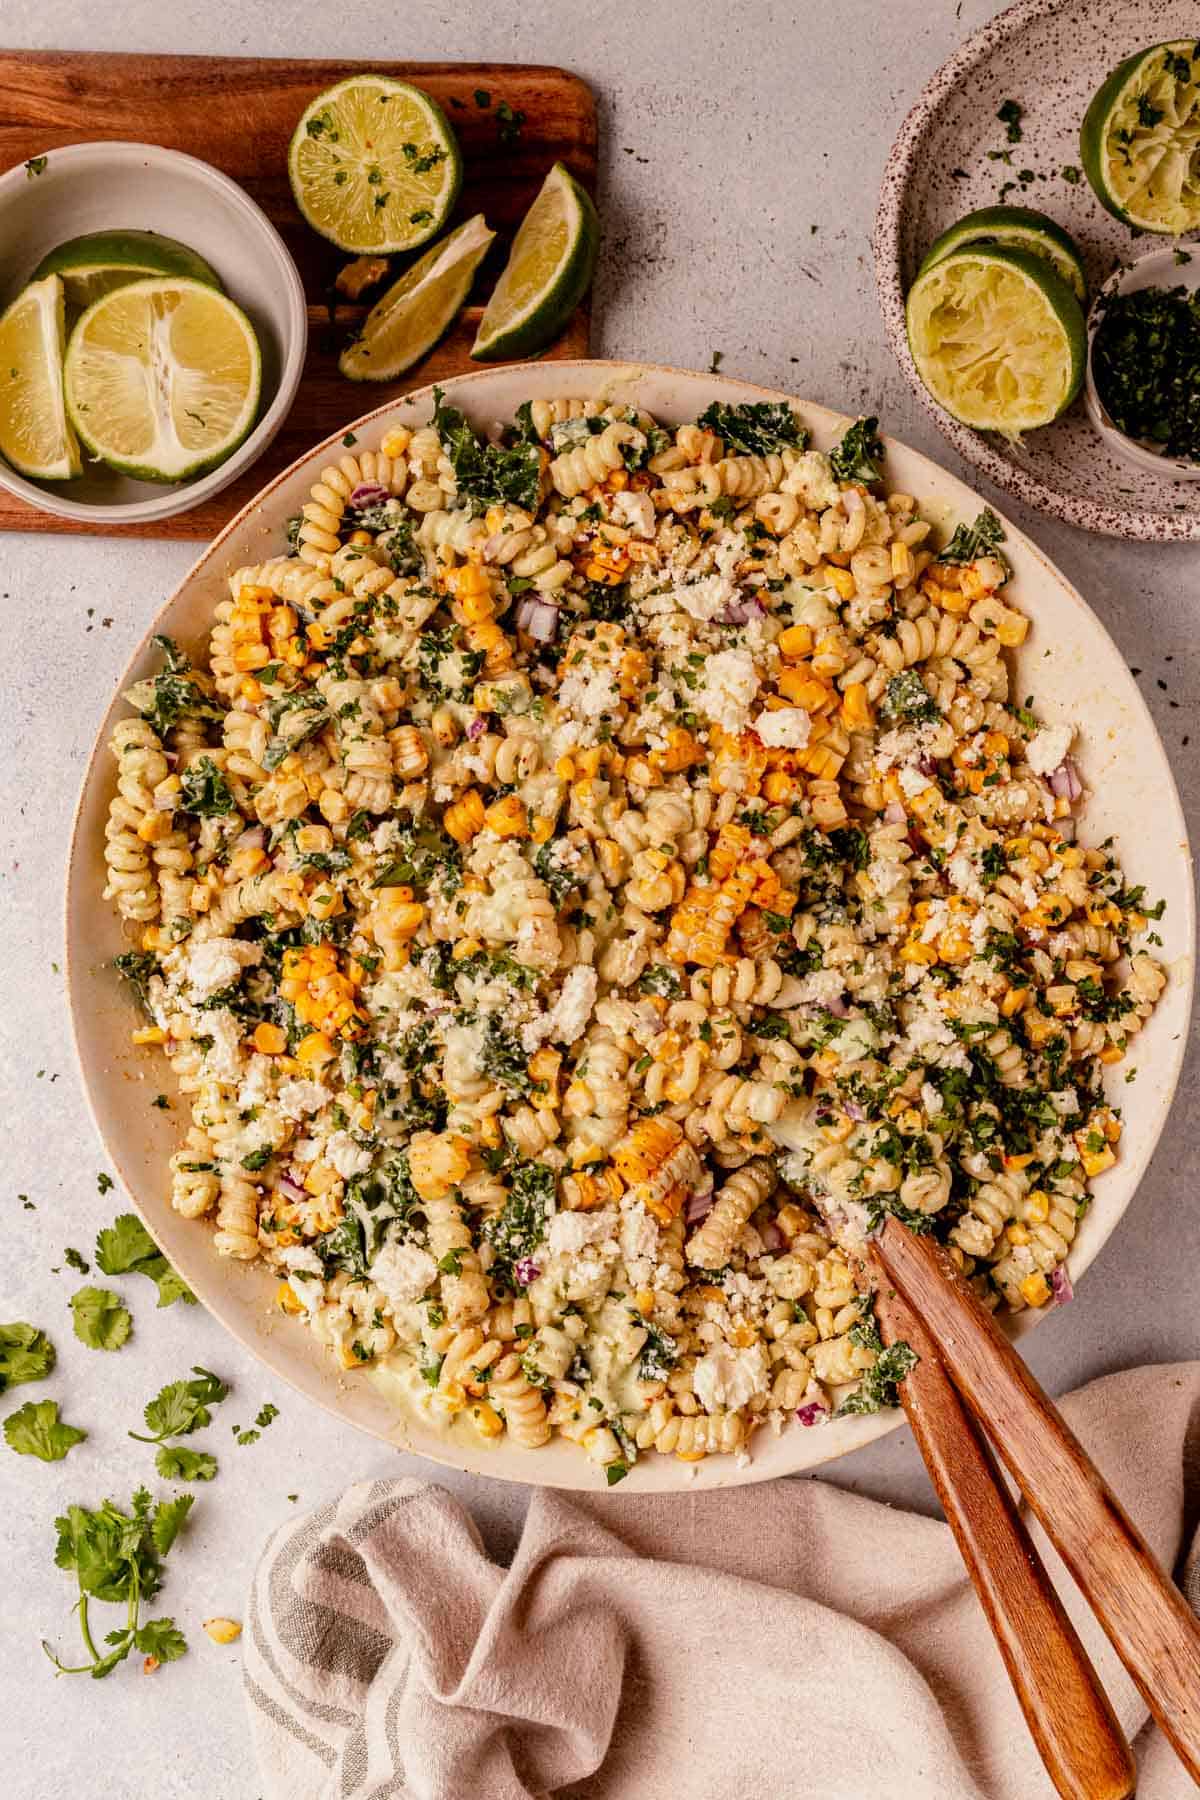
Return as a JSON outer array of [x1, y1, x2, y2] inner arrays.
[[0, 141, 306, 525], [66, 361, 1195, 1491], [1085, 246, 1200, 483]]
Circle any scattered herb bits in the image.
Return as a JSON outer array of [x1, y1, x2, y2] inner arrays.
[[1091, 283, 1200, 463]]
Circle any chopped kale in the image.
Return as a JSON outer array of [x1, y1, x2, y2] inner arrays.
[[638, 964, 683, 999], [879, 669, 940, 724], [114, 951, 158, 1015], [373, 819, 461, 895], [829, 415, 885, 485], [178, 757, 235, 817], [124, 637, 222, 738], [637, 1323, 678, 1381], [431, 387, 542, 512], [483, 1159, 554, 1287], [695, 400, 809, 456], [480, 1020, 533, 1096], [938, 507, 1009, 579], [263, 692, 329, 770], [533, 838, 585, 907]]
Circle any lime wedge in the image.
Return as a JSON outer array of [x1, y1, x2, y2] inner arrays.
[[1081, 41, 1200, 233], [918, 206, 1087, 302], [340, 213, 495, 381], [471, 162, 598, 362], [289, 74, 461, 255], [906, 245, 1085, 434], [0, 275, 81, 480], [64, 278, 260, 482], [32, 230, 222, 310]]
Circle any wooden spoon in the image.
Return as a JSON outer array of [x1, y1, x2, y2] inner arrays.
[[871, 1257, 1135, 1800], [874, 1217, 1200, 1783]]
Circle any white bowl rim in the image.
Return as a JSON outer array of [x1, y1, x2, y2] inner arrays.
[[0, 140, 307, 526], [872, 0, 1200, 544], [1084, 246, 1200, 482], [64, 357, 1196, 1491]]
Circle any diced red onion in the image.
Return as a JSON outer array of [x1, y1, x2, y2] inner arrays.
[[918, 755, 937, 777], [883, 800, 907, 825], [795, 1400, 829, 1427], [718, 596, 766, 626], [761, 1221, 786, 1253], [277, 1174, 307, 1205], [826, 991, 850, 1018], [842, 1099, 865, 1121], [153, 789, 177, 812], [685, 1178, 715, 1226], [515, 597, 561, 642], [1050, 1264, 1074, 1306], [1047, 759, 1083, 802], [238, 825, 266, 851], [843, 488, 864, 517], [349, 482, 390, 508], [514, 1258, 541, 1287], [467, 715, 489, 740]]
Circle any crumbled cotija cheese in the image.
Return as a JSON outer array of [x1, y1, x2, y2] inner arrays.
[[752, 706, 811, 749], [546, 1208, 619, 1257], [370, 1241, 438, 1309], [325, 1130, 373, 1180], [276, 1080, 333, 1121], [696, 650, 759, 734], [1024, 724, 1073, 777], [185, 936, 261, 1001], [692, 1343, 768, 1414]]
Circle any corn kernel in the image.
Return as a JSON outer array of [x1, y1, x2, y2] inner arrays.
[[131, 1024, 166, 1046], [1098, 1044, 1124, 1066], [1025, 1191, 1050, 1224], [1006, 1223, 1031, 1246], [381, 426, 410, 459], [1019, 1273, 1051, 1308], [1081, 1147, 1116, 1178], [296, 1031, 335, 1067], [484, 793, 528, 838], [470, 1401, 504, 1439], [275, 1281, 304, 1315], [203, 1617, 242, 1645], [824, 564, 855, 600], [531, 815, 555, 844], [253, 1022, 288, 1055]]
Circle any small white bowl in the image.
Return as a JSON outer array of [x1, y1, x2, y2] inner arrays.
[[0, 141, 307, 525], [1085, 246, 1200, 484]]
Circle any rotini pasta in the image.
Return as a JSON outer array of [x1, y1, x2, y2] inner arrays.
[[100, 392, 1165, 1480]]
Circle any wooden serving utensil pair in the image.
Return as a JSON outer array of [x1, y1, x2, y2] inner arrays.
[[868, 1218, 1200, 1800]]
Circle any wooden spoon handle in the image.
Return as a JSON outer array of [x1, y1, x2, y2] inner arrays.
[[876, 1217, 1200, 1781], [871, 1259, 1135, 1800]]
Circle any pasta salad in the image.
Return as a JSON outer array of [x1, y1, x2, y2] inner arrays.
[[102, 391, 1165, 1481]]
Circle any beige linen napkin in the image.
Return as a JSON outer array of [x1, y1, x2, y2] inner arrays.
[[244, 1363, 1200, 1800]]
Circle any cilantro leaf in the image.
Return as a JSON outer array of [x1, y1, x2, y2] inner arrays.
[[70, 1286, 132, 1352], [836, 1341, 920, 1416], [154, 1445, 218, 1482], [0, 1321, 56, 1389], [179, 756, 235, 817], [123, 637, 222, 738], [134, 1617, 188, 1663], [695, 400, 809, 456], [95, 1213, 194, 1308], [829, 415, 885, 485], [151, 1494, 194, 1557], [5, 1398, 86, 1461], [130, 1367, 228, 1444]]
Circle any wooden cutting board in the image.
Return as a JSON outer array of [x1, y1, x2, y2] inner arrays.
[[0, 51, 597, 538]]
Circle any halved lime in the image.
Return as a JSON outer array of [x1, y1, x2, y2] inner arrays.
[[471, 162, 598, 362], [918, 206, 1087, 302], [64, 278, 260, 482], [289, 74, 461, 255], [0, 275, 81, 480], [340, 213, 495, 381], [906, 245, 1085, 434], [1081, 41, 1200, 233], [32, 230, 222, 310]]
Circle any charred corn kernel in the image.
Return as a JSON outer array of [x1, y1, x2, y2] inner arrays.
[[479, 1114, 502, 1150], [895, 1107, 923, 1135], [614, 1117, 683, 1184], [1000, 986, 1029, 1017], [1025, 1191, 1050, 1224], [470, 1401, 504, 1439], [446, 561, 491, 599], [452, 935, 483, 959], [296, 1031, 335, 1066], [381, 426, 410, 459], [1022, 1010, 1060, 1047], [651, 727, 705, 772], [531, 815, 555, 844], [821, 1113, 855, 1144], [1019, 1273, 1051, 1308], [306, 621, 330, 650], [839, 681, 872, 730], [233, 641, 270, 671], [778, 667, 833, 711], [131, 1024, 166, 1046], [485, 793, 528, 838], [1006, 1222, 1030, 1245], [528, 1046, 562, 1086], [810, 1049, 841, 1078], [239, 675, 266, 703], [634, 1288, 655, 1318], [1099, 1044, 1125, 1066], [458, 589, 494, 623], [824, 563, 855, 600], [1081, 1146, 1116, 1178], [275, 1281, 304, 1315], [230, 845, 269, 878], [203, 1618, 243, 1645], [900, 939, 938, 965], [444, 789, 486, 843], [136, 811, 173, 844], [762, 769, 800, 804], [252, 1022, 288, 1055], [777, 623, 814, 660], [1004, 1152, 1036, 1172]]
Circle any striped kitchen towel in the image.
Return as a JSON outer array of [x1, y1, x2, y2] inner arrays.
[[245, 1364, 1200, 1800]]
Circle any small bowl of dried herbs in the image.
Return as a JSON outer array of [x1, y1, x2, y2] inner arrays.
[[1085, 247, 1200, 481]]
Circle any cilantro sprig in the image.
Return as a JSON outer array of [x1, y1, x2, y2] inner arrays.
[[0, 1322, 56, 1389], [5, 1398, 86, 1461], [44, 1489, 192, 1678], [96, 1213, 195, 1309], [70, 1287, 132, 1352], [129, 1367, 228, 1446]]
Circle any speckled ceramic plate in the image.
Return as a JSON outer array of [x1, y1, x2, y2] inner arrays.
[[875, 0, 1200, 541], [67, 362, 1193, 1491]]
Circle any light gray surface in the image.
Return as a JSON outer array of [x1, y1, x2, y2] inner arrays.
[[0, 3, 1195, 1795]]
